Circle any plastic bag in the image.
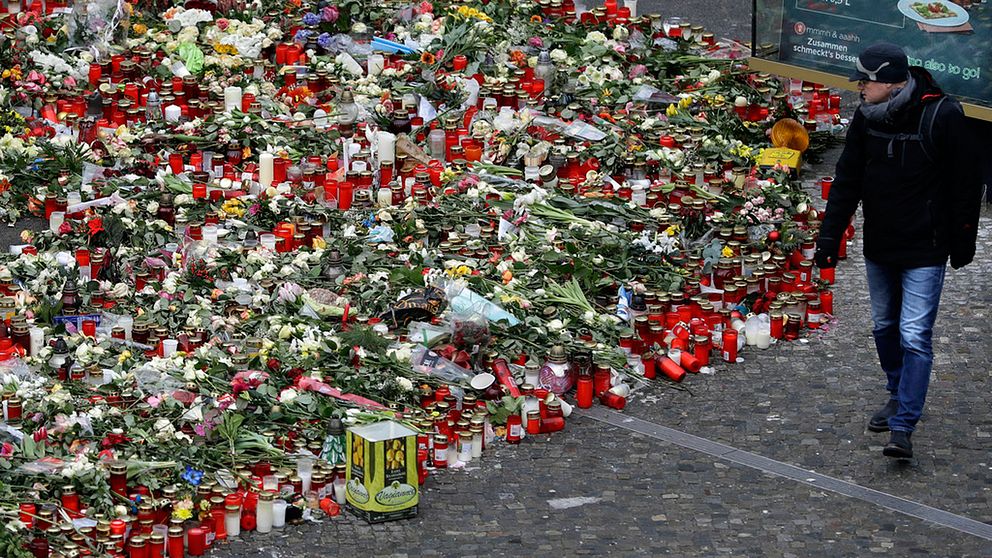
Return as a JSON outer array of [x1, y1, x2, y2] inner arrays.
[[443, 280, 520, 326], [450, 307, 490, 346], [407, 321, 449, 345], [410, 345, 473, 384]]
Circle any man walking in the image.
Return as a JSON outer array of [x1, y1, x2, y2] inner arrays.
[[814, 43, 983, 459]]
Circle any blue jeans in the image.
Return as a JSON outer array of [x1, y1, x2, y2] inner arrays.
[[865, 259, 946, 433]]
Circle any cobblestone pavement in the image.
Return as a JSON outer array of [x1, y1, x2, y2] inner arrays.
[[216, 417, 992, 557]]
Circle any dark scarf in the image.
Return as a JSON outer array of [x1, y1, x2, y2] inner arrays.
[[858, 75, 917, 125]]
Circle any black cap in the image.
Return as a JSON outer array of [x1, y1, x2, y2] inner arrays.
[[848, 42, 909, 83]]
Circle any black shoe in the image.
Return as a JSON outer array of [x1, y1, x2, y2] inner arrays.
[[868, 399, 899, 432], [883, 430, 913, 459]]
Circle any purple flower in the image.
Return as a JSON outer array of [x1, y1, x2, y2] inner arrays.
[[294, 29, 313, 43], [321, 5, 339, 23], [302, 12, 320, 26], [317, 32, 332, 49]]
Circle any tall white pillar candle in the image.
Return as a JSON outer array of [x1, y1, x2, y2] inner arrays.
[[377, 131, 396, 165], [259, 152, 274, 188]]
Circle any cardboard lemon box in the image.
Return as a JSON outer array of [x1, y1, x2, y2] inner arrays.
[[345, 420, 419, 523]]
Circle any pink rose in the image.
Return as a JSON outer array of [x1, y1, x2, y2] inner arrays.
[[216, 18, 229, 31], [321, 6, 339, 23]]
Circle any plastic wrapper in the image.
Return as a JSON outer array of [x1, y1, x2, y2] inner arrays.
[[443, 280, 520, 326], [410, 345, 473, 384], [16, 456, 67, 475], [407, 321, 449, 345]]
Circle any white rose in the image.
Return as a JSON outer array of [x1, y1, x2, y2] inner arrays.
[[396, 377, 414, 392]]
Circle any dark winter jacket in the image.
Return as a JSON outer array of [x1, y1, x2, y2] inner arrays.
[[818, 66, 983, 269]]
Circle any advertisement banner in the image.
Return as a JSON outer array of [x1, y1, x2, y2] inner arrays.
[[754, 0, 992, 111]]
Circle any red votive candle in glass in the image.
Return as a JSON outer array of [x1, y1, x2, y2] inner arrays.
[[657, 356, 686, 382], [187, 527, 205, 556], [820, 291, 834, 315], [722, 329, 739, 362], [576, 375, 593, 408], [192, 183, 207, 200], [337, 181, 353, 210], [641, 351, 656, 379]]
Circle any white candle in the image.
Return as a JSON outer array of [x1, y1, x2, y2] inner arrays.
[[162, 339, 178, 357], [333, 478, 346, 505], [259, 152, 274, 188], [756, 331, 771, 349], [29, 327, 44, 357], [297, 457, 314, 495], [312, 108, 328, 128], [49, 211, 64, 233], [118, 315, 133, 340], [256, 496, 273, 533], [164, 104, 181, 123], [272, 500, 287, 528], [367, 54, 385, 76], [224, 86, 242, 113], [378, 131, 396, 165]]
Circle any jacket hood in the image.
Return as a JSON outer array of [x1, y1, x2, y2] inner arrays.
[[908, 66, 944, 105]]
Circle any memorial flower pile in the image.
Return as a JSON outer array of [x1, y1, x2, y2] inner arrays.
[[0, 0, 845, 554]]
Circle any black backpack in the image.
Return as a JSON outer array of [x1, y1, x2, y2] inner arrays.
[[865, 96, 948, 164]]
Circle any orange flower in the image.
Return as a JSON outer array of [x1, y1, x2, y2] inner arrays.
[[509, 50, 527, 68], [530, 15, 543, 22], [420, 51, 436, 65]]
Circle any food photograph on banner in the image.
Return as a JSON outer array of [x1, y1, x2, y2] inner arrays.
[[752, 0, 992, 114]]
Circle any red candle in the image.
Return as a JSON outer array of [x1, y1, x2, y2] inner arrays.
[[721, 329, 739, 362], [540, 416, 565, 433], [489, 358, 521, 397], [452, 55, 468, 71], [820, 290, 834, 315], [82, 320, 96, 337], [604, 0, 617, 15], [657, 356, 686, 382], [680, 351, 702, 373], [641, 352, 656, 379], [821, 176, 833, 200], [168, 153, 184, 175], [599, 391, 626, 409], [575, 376, 593, 408], [593, 365, 612, 396], [186, 527, 205, 556], [168, 527, 184, 558], [88, 63, 102, 86], [19, 503, 36, 529], [505, 415, 522, 443], [693, 336, 711, 366], [110, 519, 127, 536], [337, 181, 353, 210], [192, 183, 207, 200]]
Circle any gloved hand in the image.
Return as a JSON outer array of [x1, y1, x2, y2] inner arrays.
[[950, 245, 975, 269], [814, 237, 839, 269], [950, 225, 977, 270]]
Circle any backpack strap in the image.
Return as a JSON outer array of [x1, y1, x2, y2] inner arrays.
[[865, 128, 923, 159], [918, 95, 947, 164]]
